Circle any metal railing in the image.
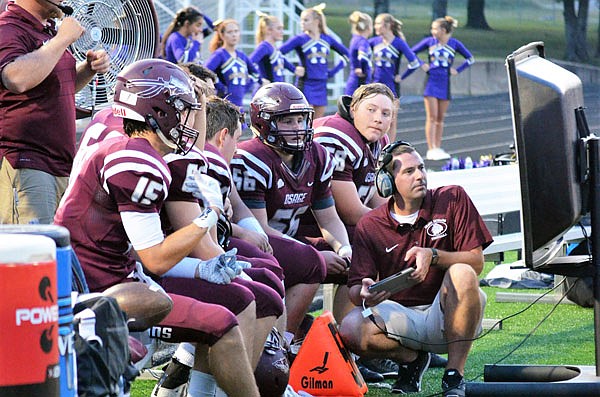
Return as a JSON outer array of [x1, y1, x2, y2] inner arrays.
[[152, 0, 345, 102]]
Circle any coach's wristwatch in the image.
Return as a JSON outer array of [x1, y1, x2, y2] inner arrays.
[[430, 248, 439, 266]]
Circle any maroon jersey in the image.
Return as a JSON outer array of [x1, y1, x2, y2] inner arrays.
[[349, 185, 493, 306], [72, 109, 126, 176], [54, 138, 171, 291], [313, 114, 388, 203], [163, 146, 208, 203], [204, 142, 232, 202], [231, 138, 334, 237]]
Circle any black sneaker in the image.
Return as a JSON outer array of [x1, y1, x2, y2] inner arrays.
[[152, 358, 191, 397], [356, 362, 385, 382], [442, 368, 465, 397], [358, 358, 399, 378], [391, 351, 431, 394], [429, 353, 449, 368]]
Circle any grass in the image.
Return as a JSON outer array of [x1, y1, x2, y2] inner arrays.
[[130, 252, 596, 397]]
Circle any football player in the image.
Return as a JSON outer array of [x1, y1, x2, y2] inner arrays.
[[54, 59, 262, 397], [231, 82, 352, 341]]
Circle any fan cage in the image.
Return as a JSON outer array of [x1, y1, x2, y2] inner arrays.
[[68, 0, 159, 113]]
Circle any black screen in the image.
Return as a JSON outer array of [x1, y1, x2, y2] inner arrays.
[[506, 42, 586, 269]]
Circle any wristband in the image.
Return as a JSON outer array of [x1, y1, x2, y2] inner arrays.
[[193, 208, 218, 229], [337, 245, 352, 258], [237, 217, 267, 236]]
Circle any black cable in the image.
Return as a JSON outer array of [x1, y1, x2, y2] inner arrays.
[[465, 277, 580, 385], [362, 277, 581, 397], [363, 276, 569, 347]]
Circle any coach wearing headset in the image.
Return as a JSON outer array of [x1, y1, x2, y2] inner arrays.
[[338, 141, 492, 397]]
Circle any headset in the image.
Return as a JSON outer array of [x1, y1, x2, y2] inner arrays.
[[375, 140, 414, 198]]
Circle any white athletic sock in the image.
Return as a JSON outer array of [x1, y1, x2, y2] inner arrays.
[[284, 331, 294, 345], [174, 342, 196, 368], [187, 370, 217, 397]]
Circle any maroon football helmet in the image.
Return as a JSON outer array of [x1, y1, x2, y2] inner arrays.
[[254, 328, 290, 397], [113, 59, 201, 155], [250, 82, 314, 153]]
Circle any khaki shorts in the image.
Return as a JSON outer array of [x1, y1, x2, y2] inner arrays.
[[0, 158, 68, 224], [372, 288, 487, 354]]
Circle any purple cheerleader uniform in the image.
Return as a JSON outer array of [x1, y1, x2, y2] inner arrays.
[[370, 35, 421, 97], [410, 37, 474, 100], [205, 48, 260, 108], [249, 41, 296, 83], [164, 31, 201, 64], [344, 34, 373, 96], [280, 33, 349, 106]]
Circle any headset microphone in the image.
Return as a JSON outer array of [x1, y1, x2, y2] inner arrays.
[[43, 0, 74, 16]]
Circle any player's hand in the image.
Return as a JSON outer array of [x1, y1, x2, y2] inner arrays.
[[450, 67, 458, 76], [354, 68, 365, 78], [320, 251, 348, 276], [295, 66, 305, 77], [182, 171, 224, 212], [240, 229, 273, 254], [223, 198, 233, 219], [195, 248, 247, 284], [421, 63, 430, 72]]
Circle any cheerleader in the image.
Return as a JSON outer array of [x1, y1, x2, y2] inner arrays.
[[344, 11, 373, 96], [205, 19, 260, 110], [279, 3, 349, 119], [370, 13, 421, 140], [161, 6, 213, 64], [249, 12, 304, 85], [410, 16, 474, 160]]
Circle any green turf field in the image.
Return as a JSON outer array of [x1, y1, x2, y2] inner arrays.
[[131, 253, 595, 397]]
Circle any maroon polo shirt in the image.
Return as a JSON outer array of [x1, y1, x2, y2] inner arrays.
[[0, 3, 77, 176], [349, 185, 493, 306]]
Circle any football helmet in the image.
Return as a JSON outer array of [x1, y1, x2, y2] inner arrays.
[[254, 328, 290, 397], [113, 59, 201, 155], [250, 82, 314, 153]]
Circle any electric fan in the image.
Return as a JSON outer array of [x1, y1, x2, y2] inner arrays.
[[66, 0, 159, 117]]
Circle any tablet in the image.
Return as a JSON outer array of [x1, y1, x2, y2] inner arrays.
[[368, 267, 418, 294]]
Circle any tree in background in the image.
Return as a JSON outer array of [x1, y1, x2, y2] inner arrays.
[[374, 0, 389, 15], [596, 1, 600, 57], [432, 0, 448, 19], [563, 0, 590, 62], [466, 0, 491, 29]]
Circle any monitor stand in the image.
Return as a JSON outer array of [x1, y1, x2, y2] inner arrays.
[[466, 137, 600, 396]]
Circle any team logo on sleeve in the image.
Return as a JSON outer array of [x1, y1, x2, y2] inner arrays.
[[426, 219, 448, 240]]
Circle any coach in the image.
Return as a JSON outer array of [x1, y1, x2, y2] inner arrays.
[[339, 141, 492, 397]]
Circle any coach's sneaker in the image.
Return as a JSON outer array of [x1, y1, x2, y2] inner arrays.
[[442, 368, 465, 397], [152, 358, 191, 397], [391, 351, 431, 394], [356, 362, 385, 382], [358, 357, 399, 378]]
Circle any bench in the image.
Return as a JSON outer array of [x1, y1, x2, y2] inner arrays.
[[321, 164, 590, 313]]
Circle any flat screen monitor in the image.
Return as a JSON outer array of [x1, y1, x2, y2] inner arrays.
[[506, 42, 588, 269]]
